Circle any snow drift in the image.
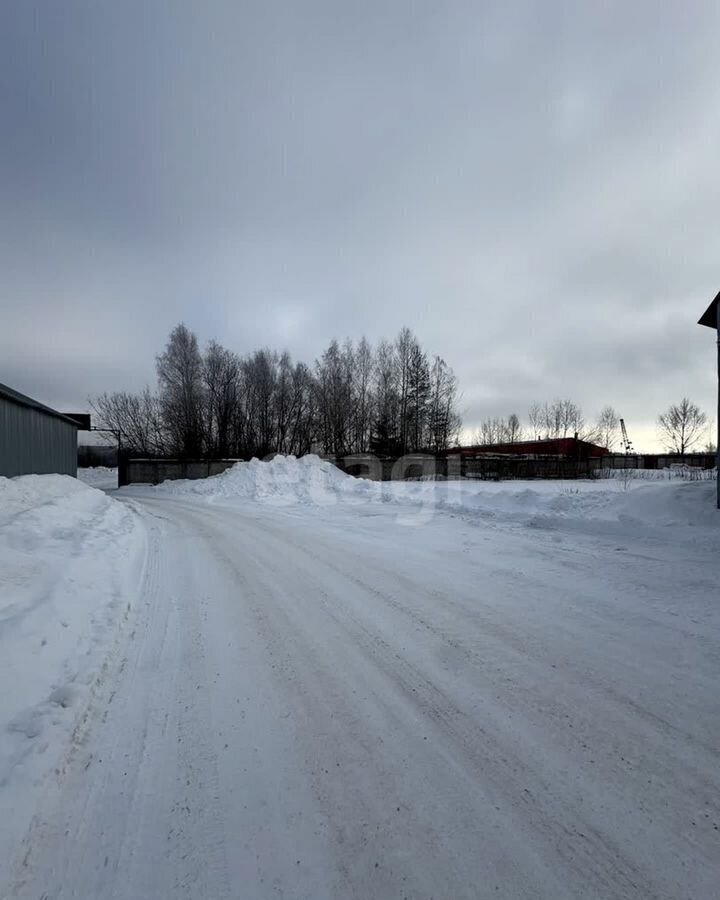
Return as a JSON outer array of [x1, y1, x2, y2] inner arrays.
[[0, 474, 145, 864], [147, 454, 720, 538], [77, 465, 118, 491], [150, 454, 373, 505]]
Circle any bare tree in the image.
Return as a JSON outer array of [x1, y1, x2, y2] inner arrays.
[[395, 327, 414, 453], [91, 388, 166, 455], [528, 403, 542, 440], [274, 351, 294, 454], [540, 401, 563, 439], [285, 361, 315, 455], [314, 339, 354, 455], [242, 349, 278, 457], [98, 322, 462, 462], [371, 339, 401, 456], [558, 399, 585, 438], [353, 337, 374, 453], [507, 413, 522, 443], [203, 341, 240, 457], [596, 405, 619, 450], [529, 399, 596, 441], [657, 398, 707, 455], [474, 414, 521, 446], [156, 324, 206, 457], [475, 417, 502, 445], [427, 357, 460, 452]]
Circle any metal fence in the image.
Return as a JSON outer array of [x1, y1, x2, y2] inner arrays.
[[78, 445, 118, 468], [120, 451, 718, 487], [119, 457, 241, 486], [588, 452, 716, 472]]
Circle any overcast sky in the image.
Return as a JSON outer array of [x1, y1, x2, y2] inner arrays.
[[1, 1, 719, 450]]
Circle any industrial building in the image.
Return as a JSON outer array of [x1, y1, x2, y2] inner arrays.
[[447, 436, 610, 459], [0, 382, 80, 478]]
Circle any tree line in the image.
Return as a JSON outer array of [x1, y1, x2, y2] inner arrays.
[[92, 324, 462, 459], [474, 398, 714, 454], [475, 401, 622, 448]]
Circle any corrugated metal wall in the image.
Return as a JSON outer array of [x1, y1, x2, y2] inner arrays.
[[0, 396, 77, 477]]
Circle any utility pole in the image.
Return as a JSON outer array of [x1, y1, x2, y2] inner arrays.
[[698, 291, 720, 509], [717, 300, 719, 511]]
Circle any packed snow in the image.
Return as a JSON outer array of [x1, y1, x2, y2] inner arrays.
[[2, 458, 719, 899], [0, 474, 145, 872], [76, 466, 118, 491]]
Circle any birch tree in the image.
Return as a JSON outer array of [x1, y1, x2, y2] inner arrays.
[[156, 324, 206, 457]]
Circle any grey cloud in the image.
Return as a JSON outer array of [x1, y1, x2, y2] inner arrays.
[[1, 1, 719, 447]]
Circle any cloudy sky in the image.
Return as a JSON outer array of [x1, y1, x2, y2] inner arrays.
[[1, 1, 719, 450]]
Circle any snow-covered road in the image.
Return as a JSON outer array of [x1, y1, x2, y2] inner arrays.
[[6, 474, 719, 900]]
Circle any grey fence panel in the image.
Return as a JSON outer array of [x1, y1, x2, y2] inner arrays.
[[78, 445, 118, 467], [121, 459, 241, 486]]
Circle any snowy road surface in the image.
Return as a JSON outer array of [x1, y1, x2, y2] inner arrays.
[[4, 468, 720, 899]]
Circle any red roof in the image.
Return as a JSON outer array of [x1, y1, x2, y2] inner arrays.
[[447, 437, 610, 458]]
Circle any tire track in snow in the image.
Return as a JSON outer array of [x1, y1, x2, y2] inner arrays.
[[9, 509, 232, 900], [179, 499, 718, 900], [170, 503, 656, 899], [10, 492, 719, 900]]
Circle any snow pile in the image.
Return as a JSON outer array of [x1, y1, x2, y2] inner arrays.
[[0, 474, 145, 862], [153, 454, 377, 506], [609, 479, 720, 529], [439, 477, 720, 539], [77, 465, 118, 490], [148, 455, 720, 539]]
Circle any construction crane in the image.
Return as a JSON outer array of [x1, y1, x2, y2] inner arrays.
[[619, 418, 634, 454]]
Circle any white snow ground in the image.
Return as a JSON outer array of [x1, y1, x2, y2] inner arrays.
[[1, 457, 719, 899], [76, 466, 118, 491], [0, 475, 145, 880]]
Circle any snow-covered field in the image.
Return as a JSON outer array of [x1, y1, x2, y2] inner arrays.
[[2, 458, 719, 899]]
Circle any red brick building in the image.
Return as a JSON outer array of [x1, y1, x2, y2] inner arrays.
[[447, 436, 610, 459]]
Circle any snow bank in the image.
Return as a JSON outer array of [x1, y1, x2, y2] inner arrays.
[[0, 474, 145, 862], [77, 465, 118, 490], [151, 454, 375, 506], [147, 455, 720, 538]]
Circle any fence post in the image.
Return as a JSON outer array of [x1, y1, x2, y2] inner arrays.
[[117, 449, 128, 487]]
